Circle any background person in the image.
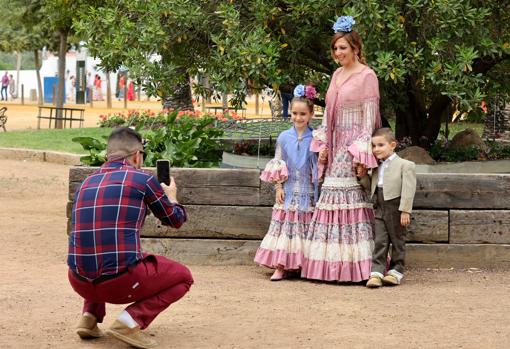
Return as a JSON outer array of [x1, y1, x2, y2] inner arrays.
[[8, 74, 15, 100], [1, 72, 9, 101], [93, 74, 103, 101]]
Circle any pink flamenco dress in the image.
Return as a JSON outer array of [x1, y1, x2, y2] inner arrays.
[[254, 126, 319, 271], [301, 66, 382, 282]]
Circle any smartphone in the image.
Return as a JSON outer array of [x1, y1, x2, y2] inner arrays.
[[156, 159, 171, 185]]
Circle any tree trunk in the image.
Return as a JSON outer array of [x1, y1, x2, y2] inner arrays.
[[162, 70, 193, 111], [34, 49, 43, 106], [15, 51, 21, 99], [394, 74, 452, 148], [56, 29, 68, 128], [106, 71, 112, 109]]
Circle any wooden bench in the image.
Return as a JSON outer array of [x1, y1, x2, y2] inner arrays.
[[205, 105, 224, 115], [37, 106, 84, 129], [0, 107, 7, 132], [206, 105, 247, 118]]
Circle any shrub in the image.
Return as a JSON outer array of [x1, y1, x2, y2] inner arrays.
[[98, 108, 244, 129], [143, 112, 224, 168], [230, 139, 276, 156], [74, 109, 224, 167], [427, 138, 510, 162], [486, 141, 510, 160], [71, 136, 108, 166]]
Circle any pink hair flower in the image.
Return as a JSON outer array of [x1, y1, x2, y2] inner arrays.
[[304, 85, 318, 99]]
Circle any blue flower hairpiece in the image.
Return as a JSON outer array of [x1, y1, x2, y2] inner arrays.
[[293, 84, 318, 100], [293, 84, 305, 98], [333, 16, 355, 33]]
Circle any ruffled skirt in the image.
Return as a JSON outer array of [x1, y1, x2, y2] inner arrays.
[[254, 207, 313, 270], [301, 180, 375, 282]]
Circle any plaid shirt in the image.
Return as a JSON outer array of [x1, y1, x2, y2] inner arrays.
[[68, 160, 186, 280]]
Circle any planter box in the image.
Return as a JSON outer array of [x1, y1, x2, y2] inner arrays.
[[221, 151, 271, 169], [67, 166, 510, 267]]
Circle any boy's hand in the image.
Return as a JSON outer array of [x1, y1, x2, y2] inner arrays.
[[276, 188, 285, 204], [401, 212, 411, 227]]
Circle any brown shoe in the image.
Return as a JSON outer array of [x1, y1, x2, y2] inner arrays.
[[382, 274, 400, 286], [106, 320, 158, 349], [366, 276, 382, 288], [76, 314, 103, 339]]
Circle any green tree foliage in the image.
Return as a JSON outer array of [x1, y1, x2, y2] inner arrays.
[[74, 1, 219, 110], [74, 0, 509, 144], [347, 0, 510, 145], [220, 0, 510, 145], [0, 0, 83, 110]]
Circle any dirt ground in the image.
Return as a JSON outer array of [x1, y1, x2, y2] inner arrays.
[[0, 158, 509, 349]]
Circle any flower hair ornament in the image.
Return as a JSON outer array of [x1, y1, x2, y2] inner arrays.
[[332, 16, 355, 33], [293, 84, 318, 100]]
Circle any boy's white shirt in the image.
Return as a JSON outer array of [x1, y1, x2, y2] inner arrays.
[[362, 154, 417, 214], [377, 153, 397, 187]]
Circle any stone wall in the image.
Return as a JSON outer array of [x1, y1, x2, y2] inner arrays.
[[67, 167, 510, 268]]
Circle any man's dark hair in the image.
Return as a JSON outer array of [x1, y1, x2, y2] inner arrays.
[[108, 127, 142, 144]]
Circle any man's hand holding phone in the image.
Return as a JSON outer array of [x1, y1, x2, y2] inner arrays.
[[161, 178, 178, 203], [157, 159, 178, 203]]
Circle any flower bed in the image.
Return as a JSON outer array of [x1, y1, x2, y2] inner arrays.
[[98, 108, 244, 128]]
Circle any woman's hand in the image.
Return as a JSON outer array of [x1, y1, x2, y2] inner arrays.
[[276, 187, 285, 204], [356, 164, 367, 178], [318, 148, 328, 164]]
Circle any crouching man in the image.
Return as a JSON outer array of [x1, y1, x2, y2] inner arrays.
[[68, 127, 193, 348]]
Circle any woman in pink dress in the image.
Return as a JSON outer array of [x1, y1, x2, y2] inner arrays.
[[127, 80, 135, 101], [301, 16, 381, 282]]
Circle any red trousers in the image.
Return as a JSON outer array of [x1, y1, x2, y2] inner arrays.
[[68, 255, 193, 329]]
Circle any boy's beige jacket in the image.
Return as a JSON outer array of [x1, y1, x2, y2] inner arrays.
[[361, 155, 417, 213]]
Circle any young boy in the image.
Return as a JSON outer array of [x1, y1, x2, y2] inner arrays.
[[365, 128, 416, 288]]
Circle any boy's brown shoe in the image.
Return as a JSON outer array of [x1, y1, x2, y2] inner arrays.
[[366, 276, 382, 288], [382, 274, 400, 286], [106, 320, 158, 349], [76, 314, 103, 339]]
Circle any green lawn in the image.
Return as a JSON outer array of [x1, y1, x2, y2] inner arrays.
[[387, 120, 483, 139], [0, 128, 112, 154], [0, 121, 484, 154], [440, 121, 484, 138]]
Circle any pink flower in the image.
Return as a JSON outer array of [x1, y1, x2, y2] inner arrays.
[[304, 85, 317, 99]]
